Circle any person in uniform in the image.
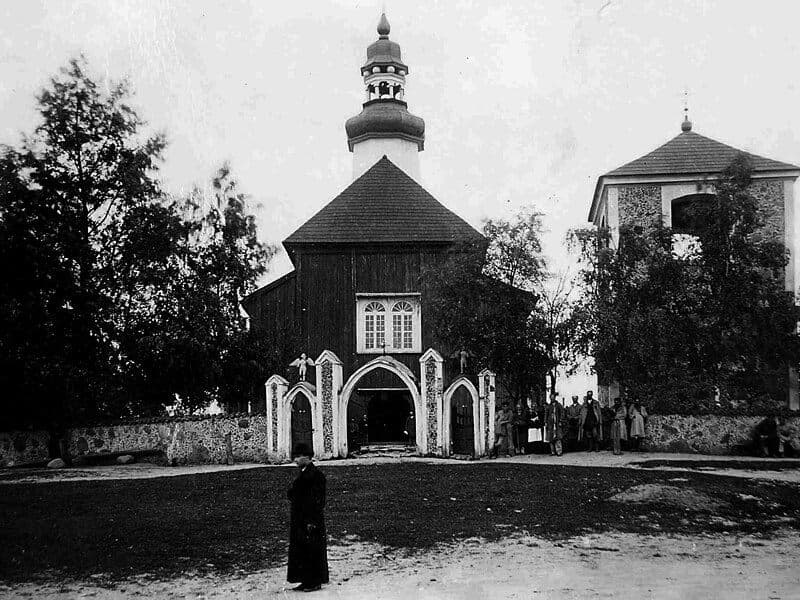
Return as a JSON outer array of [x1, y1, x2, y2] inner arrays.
[[578, 393, 603, 452], [565, 395, 582, 452], [545, 392, 565, 456]]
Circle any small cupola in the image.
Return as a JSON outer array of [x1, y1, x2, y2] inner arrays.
[[345, 12, 425, 182]]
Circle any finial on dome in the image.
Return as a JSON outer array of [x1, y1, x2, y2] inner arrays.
[[377, 12, 390, 38], [681, 89, 692, 132]]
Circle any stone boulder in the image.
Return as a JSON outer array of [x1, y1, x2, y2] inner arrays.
[[47, 458, 66, 469], [116, 454, 135, 465]]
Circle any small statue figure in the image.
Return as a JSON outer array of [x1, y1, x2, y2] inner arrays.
[[450, 349, 473, 374], [289, 353, 315, 382]]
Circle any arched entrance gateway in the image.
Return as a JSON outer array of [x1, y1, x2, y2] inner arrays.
[[265, 352, 495, 461], [283, 382, 319, 459], [443, 377, 482, 457], [338, 356, 424, 457]]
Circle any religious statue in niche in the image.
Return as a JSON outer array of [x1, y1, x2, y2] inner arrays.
[[450, 349, 474, 374], [290, 353, 315, 382]]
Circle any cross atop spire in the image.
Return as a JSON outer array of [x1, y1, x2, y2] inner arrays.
[[682, 88, 692, 132]]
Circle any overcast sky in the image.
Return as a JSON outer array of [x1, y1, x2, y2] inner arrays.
[[2, 0, 800, 398]]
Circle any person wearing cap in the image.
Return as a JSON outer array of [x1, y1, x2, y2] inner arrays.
[[545, 392, 565, 456], [286, 443, 329, 592], [578, 392, 603, 451], [565, 395, 582, 452], [489, 402, 513, 458]]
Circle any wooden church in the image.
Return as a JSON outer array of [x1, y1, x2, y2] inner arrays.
[[242, 14, 499, 461]]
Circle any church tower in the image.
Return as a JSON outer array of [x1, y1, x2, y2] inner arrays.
[[345, 13, 425, 182]]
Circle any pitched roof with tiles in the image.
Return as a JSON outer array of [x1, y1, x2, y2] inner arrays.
[[604, 129, 800, 178], [590, 125, 800, 222], [283, 156, 484, 246]]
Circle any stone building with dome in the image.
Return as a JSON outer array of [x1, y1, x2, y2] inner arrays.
[[588, 114, 800, 409], [242, 15, 503, 461]]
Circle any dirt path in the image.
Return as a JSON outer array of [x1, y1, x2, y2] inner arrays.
[[4, 452, 800, 484], [4, 531, 797, 599]]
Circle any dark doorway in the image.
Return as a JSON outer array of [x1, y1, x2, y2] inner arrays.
[[450, 386, 475, 456], [347, 393, 369, 452], [347, 389, 415, 449], [291, 393, 313, 453], [367, 390, 414, 443]]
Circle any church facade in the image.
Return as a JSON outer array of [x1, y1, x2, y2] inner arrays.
[[589, 114, 800, 408], [243, 15, 499, 461]]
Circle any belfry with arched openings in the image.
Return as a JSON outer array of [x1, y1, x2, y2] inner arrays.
[[588, 114, 800, 408], [243, 14, 502, 461]]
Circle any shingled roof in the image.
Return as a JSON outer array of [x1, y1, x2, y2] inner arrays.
[[590, 126, 800, 222], [604, 129, 799, 178], [283, 156, 484, 246]]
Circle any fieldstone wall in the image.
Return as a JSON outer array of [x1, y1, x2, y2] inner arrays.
[[0, 414, 272, 467], [750, 179, 784, 243], [68, 415, 270, 465], [619, 184, 661, 229], [0, 430, 50, 466], [646, 414, 800, 455], [6, 413, 800, 465]]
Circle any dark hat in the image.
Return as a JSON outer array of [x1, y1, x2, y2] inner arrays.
[[292, 442, 314, 458]]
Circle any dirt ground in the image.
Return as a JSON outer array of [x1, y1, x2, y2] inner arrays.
[[3, 531, 798, 599], [3, 453, 800, 599]]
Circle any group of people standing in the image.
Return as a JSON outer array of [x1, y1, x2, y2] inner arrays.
[[489, 391, 649, 457]]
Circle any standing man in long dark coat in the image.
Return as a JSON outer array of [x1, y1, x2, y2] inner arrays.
[[545, 393, 565, 456], [287, 443, 329, 592]]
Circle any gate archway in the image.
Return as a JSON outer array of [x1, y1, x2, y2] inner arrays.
[[338, 356, 422, 457], [283, 383, 318, 458], [443, 377, 481, 457]]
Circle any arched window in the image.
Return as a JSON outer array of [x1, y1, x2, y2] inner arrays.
[[671, 193, 715, 260], [391, 301, 414, 349], [357, 296, 421, 353], [364, 302, 386, 350]]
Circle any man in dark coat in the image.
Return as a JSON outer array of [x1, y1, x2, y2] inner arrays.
[[545, 393, 565, 456], [578, 394, 603, 452], [287, 443, 329, 592]]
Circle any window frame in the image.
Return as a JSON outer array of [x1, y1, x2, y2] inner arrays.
[[355, 294, 421, 354]]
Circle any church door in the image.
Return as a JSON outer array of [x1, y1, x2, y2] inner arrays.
[[450, 387, 474, 456], [291, 393, 313, 453]]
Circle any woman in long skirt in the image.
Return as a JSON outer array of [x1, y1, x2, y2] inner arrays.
[[610, 397, 628, 455], [628, 400, 648, 451]]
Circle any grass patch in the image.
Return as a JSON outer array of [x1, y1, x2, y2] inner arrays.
[[1, 462, 799, 583]]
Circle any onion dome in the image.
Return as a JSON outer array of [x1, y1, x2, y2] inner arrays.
[[363, 13, 408, 73], [345, 100, 425, 150]]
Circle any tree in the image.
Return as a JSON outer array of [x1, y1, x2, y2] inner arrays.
[[0, 56, 167, 429], [571, 154, 800, 413], [529, 271, 585, 395], [423, 210, 549, 403], [482, 210, 546, 290], [0, 58, 276, 437]]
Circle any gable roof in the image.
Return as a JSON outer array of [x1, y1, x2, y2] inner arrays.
[[283, 156, 484, 246], [604, 130, 799, 178]]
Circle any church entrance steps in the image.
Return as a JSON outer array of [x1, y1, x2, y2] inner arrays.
[[351, 443, 417, 458], [449, 453, 476, 461]]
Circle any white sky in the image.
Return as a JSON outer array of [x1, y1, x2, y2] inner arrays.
[[2, 0, 800, 399]]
